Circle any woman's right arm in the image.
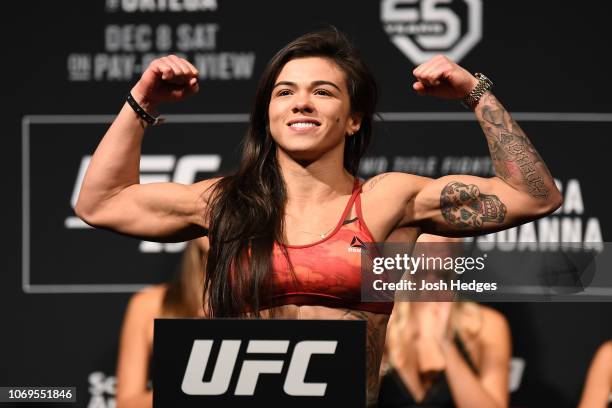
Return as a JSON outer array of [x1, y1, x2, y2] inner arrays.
[[75, 55, 213, 241]]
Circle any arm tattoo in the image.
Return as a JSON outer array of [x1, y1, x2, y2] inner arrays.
[[363, 173, 389, 192], [440, 181, 506, 228], [343, 309, 386, 406], [478, 93, 552, 199]]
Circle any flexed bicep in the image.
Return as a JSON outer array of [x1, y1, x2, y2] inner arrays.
[[77, 177, 217, 242], [411, 175, 550, 236], [406, 55, 562, 236], [439, 181, 507, 229]]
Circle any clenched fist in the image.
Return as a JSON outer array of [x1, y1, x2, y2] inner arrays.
[[412, 55, 478, 100], [131, 55, 199, 109]]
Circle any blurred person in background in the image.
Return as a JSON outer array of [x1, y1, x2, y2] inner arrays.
[[578, 340, 612, 408], [115, 237, 208, 408], [378, 234, 511, 408]]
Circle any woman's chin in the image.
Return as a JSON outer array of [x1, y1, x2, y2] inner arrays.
[[277, 144, 321, 161], [276, 139, 343, 163]]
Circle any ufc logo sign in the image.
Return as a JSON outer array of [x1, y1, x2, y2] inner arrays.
[[181, 340, 338, 396]]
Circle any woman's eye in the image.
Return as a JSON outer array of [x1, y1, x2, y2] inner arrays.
[[314, 89, 331, 96], [277, 89, 292, 96]]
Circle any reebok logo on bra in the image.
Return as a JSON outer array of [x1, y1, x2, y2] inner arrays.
[[348, 236, 368, 253]]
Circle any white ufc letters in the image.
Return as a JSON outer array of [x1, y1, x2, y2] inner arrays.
[[181, 339, 338, 396]]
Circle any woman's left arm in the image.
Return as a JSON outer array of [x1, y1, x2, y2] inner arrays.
[[442, 308, 511, 408], [414, 57, 562, 235], [369, 56, 562, 237]]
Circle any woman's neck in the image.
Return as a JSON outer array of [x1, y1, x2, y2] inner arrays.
[[277, 149, 355, 206]]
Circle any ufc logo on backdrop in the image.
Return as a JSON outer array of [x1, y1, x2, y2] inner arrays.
[[66, 154, 221, 252], [381, 0, 483, 64], [181, 340, 338, 397]]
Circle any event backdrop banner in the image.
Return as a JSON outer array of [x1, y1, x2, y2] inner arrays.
[[4, 1, 612, 407]]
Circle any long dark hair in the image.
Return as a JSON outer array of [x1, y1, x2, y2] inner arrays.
[[204, 27, 378, 317]]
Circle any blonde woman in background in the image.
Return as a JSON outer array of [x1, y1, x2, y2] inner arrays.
[[115, 237, 208, 408], [578, 340, 612, 408], [378, 234, 511, 408]]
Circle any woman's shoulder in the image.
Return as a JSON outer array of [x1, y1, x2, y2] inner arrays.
[[188, 176, 225, 207], [361, 172, 430, 195], [359, 173, 431, 237]]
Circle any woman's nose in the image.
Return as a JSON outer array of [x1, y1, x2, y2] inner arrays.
[[291, 93, 314, 113]]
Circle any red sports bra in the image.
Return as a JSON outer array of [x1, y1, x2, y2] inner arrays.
[[265, 178, 393, 314]]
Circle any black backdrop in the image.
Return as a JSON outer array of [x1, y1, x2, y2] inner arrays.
[[4, 1, 612, 406]]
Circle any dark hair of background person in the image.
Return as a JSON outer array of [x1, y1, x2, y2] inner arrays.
[[203, 26, 378, 317]]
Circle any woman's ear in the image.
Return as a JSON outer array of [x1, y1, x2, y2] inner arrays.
[[347, 112, 362, 136]]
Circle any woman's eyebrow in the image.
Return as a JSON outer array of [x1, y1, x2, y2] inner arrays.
[[272, 80, 342, 92], [312, 80, 341, 91], [272, 81, 296, 89]]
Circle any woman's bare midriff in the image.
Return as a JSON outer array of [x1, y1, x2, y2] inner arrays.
[[259, 304, 389, 407]]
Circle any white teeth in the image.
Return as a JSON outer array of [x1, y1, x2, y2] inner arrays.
[[290, 122, 317, 128]]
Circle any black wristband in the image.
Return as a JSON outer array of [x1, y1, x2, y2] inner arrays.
[[126, 93, 164, 126]]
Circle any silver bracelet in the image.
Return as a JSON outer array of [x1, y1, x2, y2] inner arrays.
[[461, 73, 493, 109]]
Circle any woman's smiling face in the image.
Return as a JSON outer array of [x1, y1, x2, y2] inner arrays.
[[268, 56, 361, 163]]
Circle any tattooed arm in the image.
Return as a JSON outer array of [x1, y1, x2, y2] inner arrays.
[[409, 57, 561, 234], [362, 56, 561, 237], [477, 93, 556, 199]]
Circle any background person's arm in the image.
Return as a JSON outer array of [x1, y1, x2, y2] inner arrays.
[[443, 307, 511, 408], [578, 340, 612, 408], [413, 234, 510, 408], [115, 286, 165, 408], [75, 55, 212, 242]]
